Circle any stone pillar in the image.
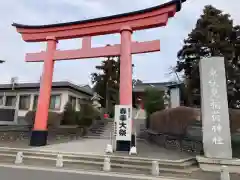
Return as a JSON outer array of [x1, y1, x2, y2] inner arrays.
[[163, 90, 170, 109], [30, 36, 57, 146], [170, 87, 180, 108], [199, 57, 232, 159]]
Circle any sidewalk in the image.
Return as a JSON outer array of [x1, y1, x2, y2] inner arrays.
[[31, 138, 192, 160], [31, 138, 109, 155]]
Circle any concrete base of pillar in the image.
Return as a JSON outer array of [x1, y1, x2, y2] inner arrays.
[[105, 144, 113, 154], [30, 130, 48, 146], [131, 134, 136, 147], [197, 156, 240, 173], [129, 146, 137, 155], [116, 140, 131, 152]]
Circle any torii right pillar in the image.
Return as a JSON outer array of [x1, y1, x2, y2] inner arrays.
[[117, 26, 133, 151], [119, 26, 133, 106]]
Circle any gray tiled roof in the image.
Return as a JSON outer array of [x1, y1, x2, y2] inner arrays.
[[133, 81, 182, 92], [0, 81, 93, 96], [0, 81, 182, 94]]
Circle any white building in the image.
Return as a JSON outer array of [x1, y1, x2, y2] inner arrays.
[[0, 81, 94, 125]]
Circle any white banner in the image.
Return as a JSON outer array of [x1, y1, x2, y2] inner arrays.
[[114, 105, 132, 141]]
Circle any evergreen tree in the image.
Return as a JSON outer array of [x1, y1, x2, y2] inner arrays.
[[176, 5, 240, 108], [228, 25, 240, 108], [91, 56, 120, 108], [132, 79, 143, 87], [91, 56, 138, 112], [143, 87, 165, 128]]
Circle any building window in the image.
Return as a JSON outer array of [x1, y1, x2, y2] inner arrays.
[[0, 96, 3, 106], [33, 95, 61, 110], [69, 96, 76, 110], [49, 95, 61, 110], [33, 95, 39, 110], [19, 95, 31, 110], [5, 96, 16, 107]]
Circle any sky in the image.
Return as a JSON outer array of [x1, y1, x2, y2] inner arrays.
[[0, 0, 240, 86]]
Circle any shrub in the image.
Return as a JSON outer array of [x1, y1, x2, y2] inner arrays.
[[109, 107, 115, 118], [25, 111, 62, 127], [76, 103, 100, 127], [149, 106, 200, 135], [78, 117, 93, 127], [149, 106, 240, 136], [61, 102, 78, 125], [143, 87, 165, 128], [229, 109, 240, 133]]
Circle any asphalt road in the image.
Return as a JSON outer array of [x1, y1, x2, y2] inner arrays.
[[0, 166, 134, 180], [0, 166, 171, 180], [2, 165, 240, 180]]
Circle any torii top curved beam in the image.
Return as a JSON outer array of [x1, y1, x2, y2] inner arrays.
[[12, 0, 186, 42]]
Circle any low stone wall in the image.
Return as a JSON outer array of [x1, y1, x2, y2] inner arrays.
[[147, 122, 240, 157], [147, 130, 203, 154], [197, 156, 240, 173], [0, 126, 86, 142]]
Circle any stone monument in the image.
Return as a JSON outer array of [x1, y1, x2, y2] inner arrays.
[[199, 57, 232, 159]]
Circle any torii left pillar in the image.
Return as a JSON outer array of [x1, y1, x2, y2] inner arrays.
[[30, 36, 57, 146]]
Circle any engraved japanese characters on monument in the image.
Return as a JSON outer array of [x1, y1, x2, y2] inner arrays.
[[114, 105, 132, 141], [199, 57, 232, 159]]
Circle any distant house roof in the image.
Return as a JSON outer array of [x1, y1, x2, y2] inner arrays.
[[133, 81, 182, 92], [0, 81, 93, 96], [0, 81, 183, 95]]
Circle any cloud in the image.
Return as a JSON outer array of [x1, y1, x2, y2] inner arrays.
[[0, 0, 240, 85]]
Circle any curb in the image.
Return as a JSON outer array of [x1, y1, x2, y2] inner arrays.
[[0, 146, 198, 176]]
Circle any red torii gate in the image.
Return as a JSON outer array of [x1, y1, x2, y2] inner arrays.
[[13, 0, 186, 147]]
